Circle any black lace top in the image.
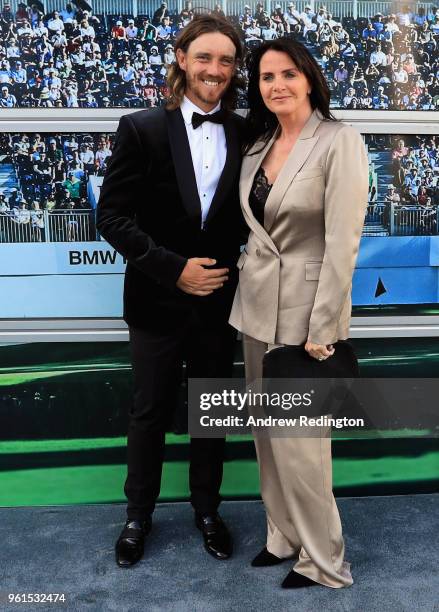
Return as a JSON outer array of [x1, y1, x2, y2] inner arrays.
[[249, 166, 273, 227]]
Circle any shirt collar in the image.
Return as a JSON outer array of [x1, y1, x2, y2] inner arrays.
[[180, 95, 222, 126]]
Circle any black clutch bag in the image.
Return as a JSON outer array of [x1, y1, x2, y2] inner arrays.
[[262, 340, 359, 379], [261, 341, 360, 420]]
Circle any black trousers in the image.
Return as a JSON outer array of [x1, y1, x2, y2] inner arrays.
[[125, 312, 237, 520]]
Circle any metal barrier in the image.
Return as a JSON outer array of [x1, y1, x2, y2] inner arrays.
[[0, 212, 34, 242], [363, 202, 389, 236], [1, 203, 437, 242], [390, 203, 439, 236], [137, 0, 182, 14], [0, 210, 96, 243], [45, 0, 137, 14], [363, 202, 439, 237]]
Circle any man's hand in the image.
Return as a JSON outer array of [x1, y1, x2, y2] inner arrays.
[[176, 258, 229, 296]]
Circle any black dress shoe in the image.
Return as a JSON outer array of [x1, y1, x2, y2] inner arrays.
[[115, 518, 151, 568], [251, 547, 287, 567], [195, 513, 233, 560], [281, 569, 319, 589]]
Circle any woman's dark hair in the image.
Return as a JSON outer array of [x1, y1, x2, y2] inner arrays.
[[244, 38, 336, 154]]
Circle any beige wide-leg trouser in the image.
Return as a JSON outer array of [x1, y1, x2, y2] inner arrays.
[[243, 334, 353, 589]]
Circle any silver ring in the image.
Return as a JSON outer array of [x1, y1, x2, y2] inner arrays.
[[318, 356, 324, 361]]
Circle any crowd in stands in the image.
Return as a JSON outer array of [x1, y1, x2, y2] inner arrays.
[[0, 1, 438, 109], [312, 5, 439, 108], [372, 135, 439, 234], [0, 131, 113, 241], [2, 131, 438, 242]]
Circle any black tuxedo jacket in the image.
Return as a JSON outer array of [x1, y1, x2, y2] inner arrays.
[[96, 106, 246, 331]]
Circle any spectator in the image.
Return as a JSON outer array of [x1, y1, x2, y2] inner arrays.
[[80, 17, 95, 40], [419, 197, 437, 234], [15, 2, 29, 23], [47, 11, 65, 35], [403, 52, 418, 75], [212, 4, 225, 19], [343, 86, 358, 108], [386, 14, 400, 35], [30, 200, 44, 241], [271, 4, 286, 32], [284, 3, 301, 34], [63, 170, 81, 200], [14, 201, 31, 225], [139, 17, 156, 42], [148, 45, 163, 68], [6, 38, 21, 59], [95, 140, 112, 174], [156, 16, 172, 41], [254, 2, 265, 21], [362, 21, 377, 41], [300, 5, 317, 41], [372, 85, 389, 109], [359, 87, 372, 109], [111, 20, 126, 40], [370, 43, 387, 66], [385, 184, 401, 204], [120, 58, 137, 83], [180, 1, 194, 26], [261, 20, 278, 41], [152, 2, 169, 26], [1, 3, 14, 25], [239, 4, 252, 29], [80, 143, 95, 175], [33, 151, 51, 183], [333, 60, 348, 93], [33, 17, 48, 37], [245, 19, 262, 43], [0, 84, 16, 106], [339, 33, 356, 58], [60, 3, 76, 24], [163, 43, 175, 68]]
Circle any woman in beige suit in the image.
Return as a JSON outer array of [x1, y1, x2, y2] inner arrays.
[[229, 39, 369, 589]]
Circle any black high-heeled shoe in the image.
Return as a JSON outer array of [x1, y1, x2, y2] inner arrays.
[[281, 569, 319, 588], [251, 546, 287, 567]]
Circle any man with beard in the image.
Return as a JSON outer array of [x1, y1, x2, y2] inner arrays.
[[97, 15, 245, 568]]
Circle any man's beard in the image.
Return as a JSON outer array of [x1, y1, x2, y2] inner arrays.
[[185, 73, 226, 105]]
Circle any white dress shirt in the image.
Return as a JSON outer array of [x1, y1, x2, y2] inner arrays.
[[180, 95, 227, 227]]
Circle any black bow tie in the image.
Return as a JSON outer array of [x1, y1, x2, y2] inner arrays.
[[191, 109, 225, 129]]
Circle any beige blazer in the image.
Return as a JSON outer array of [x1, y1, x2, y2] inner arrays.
[[229, 109, 369, 346]]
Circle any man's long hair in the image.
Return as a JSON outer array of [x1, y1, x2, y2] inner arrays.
[[166, 14, 244, 110], [244, 38, 336, 154]]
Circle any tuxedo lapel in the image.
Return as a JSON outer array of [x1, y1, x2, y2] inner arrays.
[[204, 112, 241, 227], [166, 107, 201, 222]]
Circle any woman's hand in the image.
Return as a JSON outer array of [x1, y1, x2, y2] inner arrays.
[[304, 340, 335, 361]]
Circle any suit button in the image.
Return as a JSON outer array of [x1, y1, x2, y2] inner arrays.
[[256, 248, 261, 257]]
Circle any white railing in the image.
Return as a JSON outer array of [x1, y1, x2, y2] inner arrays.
[[363, 202, 388, 235], [0, 209, 96, 243], [45, 0, 136, 15], [5, 0, 436, 18], [390, 203, 438, 236], [363, 202, 439, 236]]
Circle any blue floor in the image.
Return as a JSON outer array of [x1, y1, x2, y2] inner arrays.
[[1, 495, 438, 612]]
